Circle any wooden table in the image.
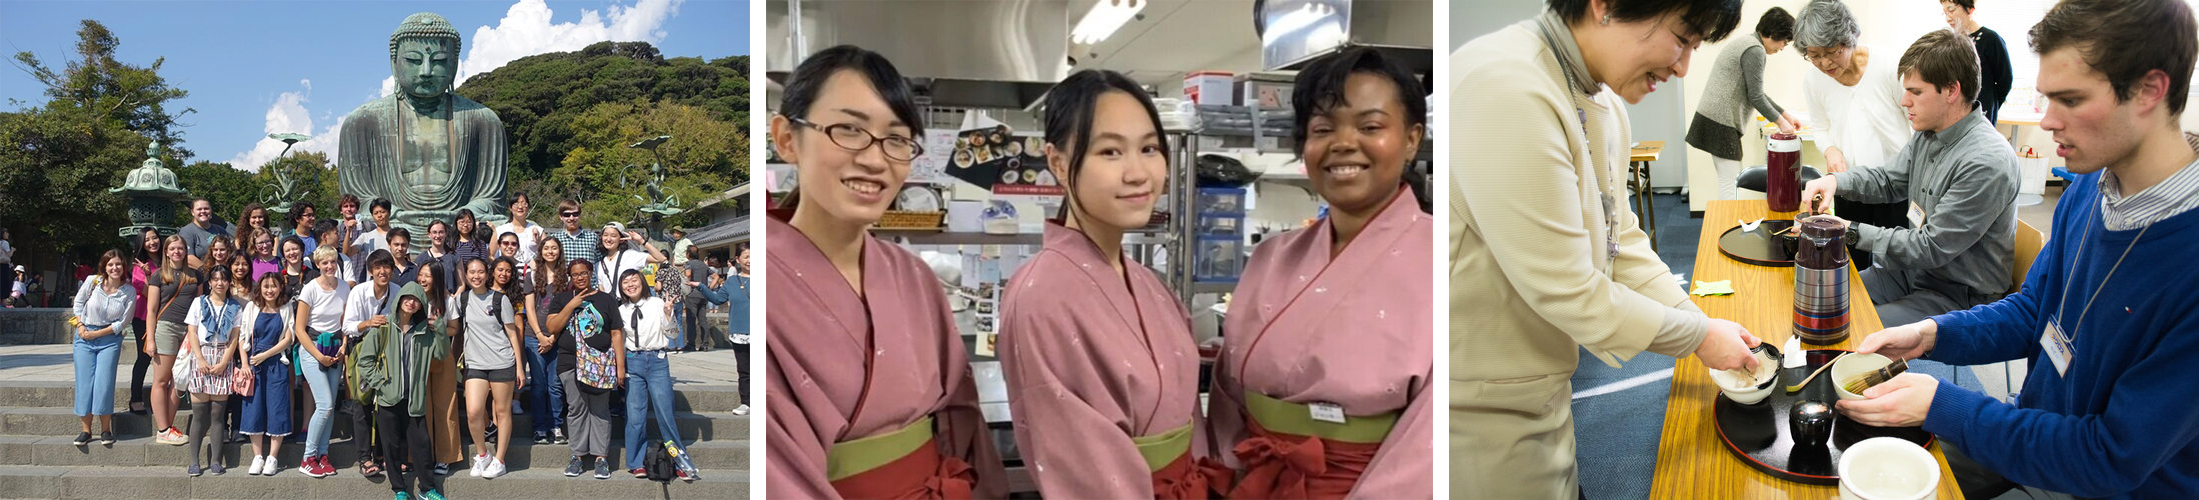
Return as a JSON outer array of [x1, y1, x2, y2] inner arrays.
[[1647, 200, 1965, 499], [1630, 141, 1664, 251]]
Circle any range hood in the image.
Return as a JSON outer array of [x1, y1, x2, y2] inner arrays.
[[767, 0, 1072, 110], [1258, 0, 1433, 75]]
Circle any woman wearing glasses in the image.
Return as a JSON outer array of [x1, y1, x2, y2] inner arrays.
[[764, 45, 1005, 499]]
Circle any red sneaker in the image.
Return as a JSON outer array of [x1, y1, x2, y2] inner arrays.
[[630, 467, 646, 478]]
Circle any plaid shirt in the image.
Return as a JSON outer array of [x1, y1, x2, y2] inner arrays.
[[548, 227, 601, 272]]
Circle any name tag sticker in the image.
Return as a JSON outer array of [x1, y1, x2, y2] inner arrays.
[[1309, 402, 1346, 424], [2041, 318, 2074, 377]]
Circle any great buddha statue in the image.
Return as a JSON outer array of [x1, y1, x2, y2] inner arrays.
[[337, 12, 508, 244]]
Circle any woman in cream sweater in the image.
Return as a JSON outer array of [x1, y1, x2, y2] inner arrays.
[[1450, 0, 1764, 497]]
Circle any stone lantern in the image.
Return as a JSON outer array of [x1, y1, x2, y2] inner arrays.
[[110, 141, 190, 239]]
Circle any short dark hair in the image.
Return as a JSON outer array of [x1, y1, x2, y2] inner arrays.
[[289, 201, 315, 226], [1899, 29, 1982, 105], [339, 194, 360, 209], [1042, 69, 1170, 218], [1943, 0, 1975, 11], [369, 198, 393, 214], [1548, 0, 1745, 42], [1290, 46, 1429, 149], [2030, 0, 2197, 116], [366, 249, 396, 272], [779, 45, 923, 137], [386, 227, 411, 246], [1757, 7, 1795, 42]]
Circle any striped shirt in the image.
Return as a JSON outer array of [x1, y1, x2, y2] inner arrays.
[[2098, 149, 2199, 231]]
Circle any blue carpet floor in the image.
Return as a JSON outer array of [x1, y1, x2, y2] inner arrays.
[[1571, 193, 1987, 500]]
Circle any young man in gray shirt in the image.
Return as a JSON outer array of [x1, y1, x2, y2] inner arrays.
[[1802, 28, 2021, 326]]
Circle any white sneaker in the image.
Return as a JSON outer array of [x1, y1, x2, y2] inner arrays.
[[470, 455, 487, 477], [248, 455, 267, 476], [482, 458, 507, 479], [732, 404, 750, 416], [260, 458, 281, 476]]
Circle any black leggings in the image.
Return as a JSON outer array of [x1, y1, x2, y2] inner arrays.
[[732, 341, 750, 405], [129, 318, 152, 409], [376, 405, 439, 494]]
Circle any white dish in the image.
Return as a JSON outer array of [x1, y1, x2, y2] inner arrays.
[[1838, 437, 1940, 500]]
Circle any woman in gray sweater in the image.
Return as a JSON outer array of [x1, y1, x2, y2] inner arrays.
[[1686, 7, 1799, 200]]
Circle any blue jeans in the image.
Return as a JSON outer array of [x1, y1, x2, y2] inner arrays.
[[298, 347, 341, 457], [622, 351, 682, 467], [72, 330, 123, 417], [522, 335, 564, 433], [240, 359, 293, 435]]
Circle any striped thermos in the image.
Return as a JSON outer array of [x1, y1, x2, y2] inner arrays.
[[1792, 215, 1851, 345]]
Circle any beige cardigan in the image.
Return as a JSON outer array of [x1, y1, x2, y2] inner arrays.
[[1448, 15, 1712, 498]]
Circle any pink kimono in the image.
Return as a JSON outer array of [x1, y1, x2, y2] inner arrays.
[[1208, 187, 1435, 499], [1000, 224, 1225, 499], [764, 218, 1007, 499]]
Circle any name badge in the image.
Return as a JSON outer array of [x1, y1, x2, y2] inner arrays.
[[1309, 401, 1347, 424], [2041, 317, 2074, 377]]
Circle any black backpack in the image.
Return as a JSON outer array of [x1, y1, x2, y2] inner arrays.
[[643, 439, 678, 483]]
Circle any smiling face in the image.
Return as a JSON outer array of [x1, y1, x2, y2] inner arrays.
[[297, 206, 315, 229], [1584, 11, 1702, 103], [466, 260, 488, 291], [164, 238, 186, 266], [315, 253, 341, 278], [247, 208, 266, 231], [191, 200, 212, 224], [416, 262, 436, 290], [509, 197, 529, 221], [493, 260, 515, 289], [736, 248, 750, 271], [568, 262, 593, 291], [209, 239, 233, 264], [104, 256, 126, 282], [2037, 47, 2147, 174], [1304, 73, 1424, 215], [254, 234, 275, 259], [621, 272, 645, 301], [1053, 90, 1167, 231], [599, 229, 622, 253], [540, 237, 563, 265], [228, 258, 251, 283], [400, 295, 422, 315], [774, 69, 915, 227], [140, 230, 161, 258], [392, 37, 456, 101], [496, 233, 519, 257], [259, 275, 282, 302], [427, 223, 447, 250], [283, 240, 305, 266], [206, 271, 231, 298]]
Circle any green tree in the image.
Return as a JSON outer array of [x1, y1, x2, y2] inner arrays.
[[548, 100, 746, 230], [1, 20, 194, 264], [455, 40, 748, 180]]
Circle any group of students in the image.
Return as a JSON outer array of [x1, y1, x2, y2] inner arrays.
[[69, 193, 746, 500], [765, 44, 1432, 499]]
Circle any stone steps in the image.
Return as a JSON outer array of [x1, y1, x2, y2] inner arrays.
[[0, 464, 744, 499], [0, 405, 748, 442], [0, 434, 750, 470], [0, 376, 751, 413]]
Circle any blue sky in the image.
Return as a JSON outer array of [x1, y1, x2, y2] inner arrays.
[[0, 0, 749, 168]]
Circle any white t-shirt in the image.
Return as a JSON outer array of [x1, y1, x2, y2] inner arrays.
[[494, 221, 545, 265], [598, 248, 652, 290], [0, 239, 14, 261], [297, 278, 352, 333], [1803, 46, 1911, 169]]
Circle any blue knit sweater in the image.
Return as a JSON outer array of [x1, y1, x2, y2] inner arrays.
[[1927, 173, 2199, 498]]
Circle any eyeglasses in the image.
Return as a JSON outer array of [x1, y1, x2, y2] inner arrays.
[[502, 242, 519, 247], [787, 116, 923, 161]]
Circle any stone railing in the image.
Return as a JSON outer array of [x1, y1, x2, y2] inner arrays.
[[0, 308, 76, 345]]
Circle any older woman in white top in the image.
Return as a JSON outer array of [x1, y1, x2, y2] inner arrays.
[[72, 250, 137, 446], [615, 268, 689, 480], [1795, 0, 1914, 266]]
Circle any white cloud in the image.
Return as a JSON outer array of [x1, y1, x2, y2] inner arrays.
[[230, 0, 686, 168], [227, 79, 342, 172], [457, 0, 683, 84]]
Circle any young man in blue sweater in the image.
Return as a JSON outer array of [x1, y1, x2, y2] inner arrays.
[[1838, 1, 2199, 498]]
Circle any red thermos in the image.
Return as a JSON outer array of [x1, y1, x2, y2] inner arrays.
[[1767, 132, 1802, 212]]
